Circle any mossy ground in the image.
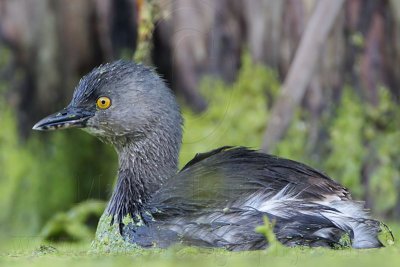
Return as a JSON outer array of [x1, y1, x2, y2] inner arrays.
[[1, 223, 399, 267]]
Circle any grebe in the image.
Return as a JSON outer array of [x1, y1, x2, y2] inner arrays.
[[33, 61, 391, 250]]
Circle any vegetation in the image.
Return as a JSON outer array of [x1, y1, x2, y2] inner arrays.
[[1, 52, 400, 266], [325, 87, 400, 215], [1, 224, 400, 267], [179, 53, 279, 165], [1, 1, 399, 266], [1, 53, 400, 240], [181, 53, 400, 217], [0, 79, 116, 238]]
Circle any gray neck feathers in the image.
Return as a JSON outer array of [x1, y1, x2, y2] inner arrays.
[[106, 118, 182, 225]]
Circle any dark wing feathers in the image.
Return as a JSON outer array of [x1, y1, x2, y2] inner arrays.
[[148, 147, 350, 214], [132, 147, 382, 250]]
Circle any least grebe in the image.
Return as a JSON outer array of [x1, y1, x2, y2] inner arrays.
[[33, 60, 391, 250]]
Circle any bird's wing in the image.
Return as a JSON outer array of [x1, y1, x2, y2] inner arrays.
[[147, 147, 350, 215]]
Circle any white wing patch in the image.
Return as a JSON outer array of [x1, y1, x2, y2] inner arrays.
[[238, 185, 380, 248]]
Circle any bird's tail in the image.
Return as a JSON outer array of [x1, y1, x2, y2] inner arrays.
[[245, 187, 395, 248]]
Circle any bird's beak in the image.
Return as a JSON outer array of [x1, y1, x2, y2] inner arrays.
[[32, 106, 94, 131]]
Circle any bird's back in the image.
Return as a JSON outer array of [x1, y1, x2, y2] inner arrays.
[[122, 147, 391, 250]]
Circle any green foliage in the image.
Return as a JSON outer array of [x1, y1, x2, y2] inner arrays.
[[325, 88, 366, 197], [40, 200, 106, 242], [0, 45, 117, 239], [179, 53, 279, 166], [180, 54, 400, 217], [0, 101, 116, 237], [272, 85, 400, 215], [366, 88, 400, 213], [255, 216, 285, 253], [1, 47, 400, 245], [272, 111, 310, 163], [324, 87, 400, 214]]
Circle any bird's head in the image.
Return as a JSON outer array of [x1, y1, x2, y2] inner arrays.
[[33, 60, 182, 147]]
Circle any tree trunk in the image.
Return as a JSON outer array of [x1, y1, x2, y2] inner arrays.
[[261, 0, 345, 152]]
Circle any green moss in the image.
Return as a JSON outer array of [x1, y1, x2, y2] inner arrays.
[[31, 245, 58, 256], [2, 224, 400, 267], [90, 213, 138, 253], [336, 233, 351, 249], [378, 222, 395, 247]]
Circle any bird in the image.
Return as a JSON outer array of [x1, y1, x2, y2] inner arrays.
[[33, 60, 392, 250]]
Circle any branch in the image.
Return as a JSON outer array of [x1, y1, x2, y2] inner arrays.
[[261, 0, 344, 152]]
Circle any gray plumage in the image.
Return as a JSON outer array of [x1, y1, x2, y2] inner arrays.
[[33, 60, 393, 250]]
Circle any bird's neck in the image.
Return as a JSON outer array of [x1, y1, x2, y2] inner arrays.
[[106, 128, 181, 226]]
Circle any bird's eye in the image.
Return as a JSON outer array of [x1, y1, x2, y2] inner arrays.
[[96, 96, 111, 109]]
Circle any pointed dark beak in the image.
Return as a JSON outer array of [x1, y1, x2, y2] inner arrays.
[[32, 107, 94, 131]]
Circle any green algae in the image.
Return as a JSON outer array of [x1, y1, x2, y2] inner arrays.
[[378, 222, 395, 247], [90, 213, 138, 253]]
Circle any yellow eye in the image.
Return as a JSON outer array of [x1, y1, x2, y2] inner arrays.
[[96, 96, 111, 109]]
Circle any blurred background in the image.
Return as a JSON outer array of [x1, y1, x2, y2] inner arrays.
[[0, 0, 399, 244]]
